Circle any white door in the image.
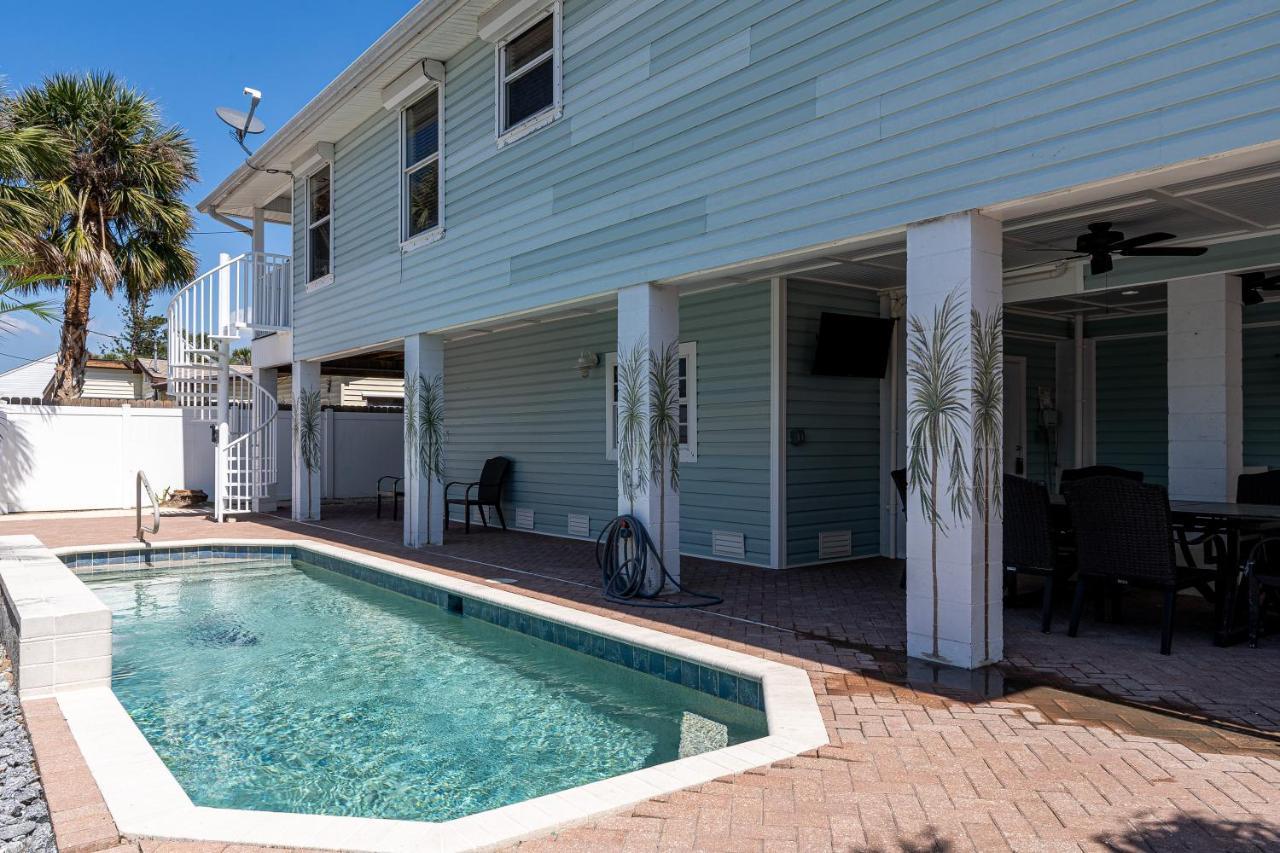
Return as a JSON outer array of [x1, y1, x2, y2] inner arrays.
[[1004, 357, 1027, 478]]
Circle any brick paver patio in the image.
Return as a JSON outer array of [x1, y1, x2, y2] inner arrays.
[[5, 504, 1280, 852]]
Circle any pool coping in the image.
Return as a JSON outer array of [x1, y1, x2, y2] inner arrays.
[[28, 536, 827, 853]]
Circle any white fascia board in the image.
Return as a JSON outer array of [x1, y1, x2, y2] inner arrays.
[[381, 60, 446, 111]]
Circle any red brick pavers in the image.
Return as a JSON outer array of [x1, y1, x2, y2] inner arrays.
[[6, 506, 1280, 851]]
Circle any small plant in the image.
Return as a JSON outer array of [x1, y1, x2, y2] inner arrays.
[[295, 389, 323, 518]]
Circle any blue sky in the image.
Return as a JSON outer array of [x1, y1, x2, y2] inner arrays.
[[1, 0, 411, 370]]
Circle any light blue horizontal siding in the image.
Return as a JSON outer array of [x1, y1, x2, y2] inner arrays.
[[291, 0, 1280, 361], [786, 281, 881, 565], [442, 283, 771, 563]]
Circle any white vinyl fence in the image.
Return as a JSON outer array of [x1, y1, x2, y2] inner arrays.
[[0, 403, 402, 513]]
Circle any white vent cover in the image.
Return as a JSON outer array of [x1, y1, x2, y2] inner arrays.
[[567, 513, 590, 538], [711, 529, 746, 560], [514, 508, 535, 530], [818, 530, 852, 560]]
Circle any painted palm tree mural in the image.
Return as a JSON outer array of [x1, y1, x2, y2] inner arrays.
[[404, 373, 446, 541], [616, 340, 648, 513], [294, 389, 323, 519], [971, 306, 1003, 663], [906, 288, 971, 659], [648, 341, 682, 577]]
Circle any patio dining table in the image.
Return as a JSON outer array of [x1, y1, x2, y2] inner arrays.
[[1048, 496, 1280, 646]]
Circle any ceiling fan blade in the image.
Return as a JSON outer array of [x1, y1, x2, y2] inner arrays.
[[1111, 231, 1176, 251], [1118, 246, 1208, 257], [1089, 253, 1113, 276], [1240, 271, 1280, 289]]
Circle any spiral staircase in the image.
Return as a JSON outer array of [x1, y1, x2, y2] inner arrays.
[[167, 252, 292, 521]]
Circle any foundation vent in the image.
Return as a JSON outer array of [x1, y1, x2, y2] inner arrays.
[[818, 530, 852, 561], [567, 513, 590, 538], [514, 507, 535, 530], [711, 529, 746, 560]]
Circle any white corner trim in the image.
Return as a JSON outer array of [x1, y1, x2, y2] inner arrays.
[[45, 537, 826, 853]]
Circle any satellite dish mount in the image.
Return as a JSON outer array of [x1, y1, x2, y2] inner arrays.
[[216, 87, 266, 157]]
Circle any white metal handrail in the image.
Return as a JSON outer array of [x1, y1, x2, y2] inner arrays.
[[136, 470, 160, 542]]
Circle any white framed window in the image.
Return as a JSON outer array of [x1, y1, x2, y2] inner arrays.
[[401, 88, 443, 250], [605, 342, 697, 463], [495, 4, 562, 146], [305, 163, 333, 287]]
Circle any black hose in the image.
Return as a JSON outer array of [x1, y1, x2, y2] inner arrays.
[[596, 515, 723, 609]]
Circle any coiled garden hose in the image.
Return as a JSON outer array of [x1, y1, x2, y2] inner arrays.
[[596, 515, 722, 609]]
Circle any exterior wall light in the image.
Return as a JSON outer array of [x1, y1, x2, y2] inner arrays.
[[576, 351, 599, 378]]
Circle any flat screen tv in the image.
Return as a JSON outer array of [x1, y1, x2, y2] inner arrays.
[[812, 313, 896, 378]]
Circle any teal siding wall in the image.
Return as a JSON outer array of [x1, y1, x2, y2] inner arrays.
[[1092, 323, 1168, 485], [291, 0, 1280, 362], [1244, 302, 1280, 470], [443, 284, 771, 563], [785, 281, 881, 565]]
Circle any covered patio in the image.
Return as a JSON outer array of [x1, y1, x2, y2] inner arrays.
[[5, 505, 1280, 851]]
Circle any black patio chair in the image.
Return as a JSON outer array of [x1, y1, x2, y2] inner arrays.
[[1245, 536, 1280, 648], [445, 456, 511, 533], [1004, 474, 1075, 633], [1238, 470, 1280, 505], [891, 468, 907, 588], [376, 475, 403, 521], [1059, 465, 1143, 494], [1065, 476, 1216, 655]]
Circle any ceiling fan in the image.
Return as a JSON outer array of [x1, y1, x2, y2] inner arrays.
[[1047, 222, 1209, 275], [1241, 270, 1280, 306]]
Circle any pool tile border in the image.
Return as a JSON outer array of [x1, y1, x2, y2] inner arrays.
[[42, 537, 828, 853]]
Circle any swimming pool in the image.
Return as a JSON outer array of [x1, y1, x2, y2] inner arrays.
[[84, 556, 767, 822]]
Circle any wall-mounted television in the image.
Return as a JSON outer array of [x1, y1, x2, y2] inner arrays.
[[812, 313, 896, 378]]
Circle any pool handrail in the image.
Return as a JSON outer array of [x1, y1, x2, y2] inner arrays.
[[136, 470, 160, 542]]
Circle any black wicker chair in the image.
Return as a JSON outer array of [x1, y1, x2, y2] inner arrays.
[[1004, 474, 1074, 633], [445, 456, 511, 533], [1059, 465, 1143, 494], [1065, 476, 1216, 655]]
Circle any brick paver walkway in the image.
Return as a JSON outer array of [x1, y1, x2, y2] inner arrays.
[[5, 505, 1280, 852]]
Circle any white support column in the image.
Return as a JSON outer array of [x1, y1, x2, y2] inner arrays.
[[404, 333, 445, 547], [253, 365, 279, 513], [291, 360, 322, 520], [251, 207, 266, 256], [769, 277, 787, 570], [214, 252, 232, 523], [905, 210, 1004, 669], [1167, 274, 1242, 502], [617, 282, 680, 587]]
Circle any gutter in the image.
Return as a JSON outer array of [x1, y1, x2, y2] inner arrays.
[[198, 0, 467, 215]]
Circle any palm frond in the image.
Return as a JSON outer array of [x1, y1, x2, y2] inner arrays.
[[970, 306, 1004, 519], [616, 340, 647, 511], [414, 373, 446, 481]]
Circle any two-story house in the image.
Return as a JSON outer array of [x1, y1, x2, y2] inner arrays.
[[196, 0, 1280, 669]]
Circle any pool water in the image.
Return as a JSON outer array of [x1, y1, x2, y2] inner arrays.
[[85, 560, 766, 821]]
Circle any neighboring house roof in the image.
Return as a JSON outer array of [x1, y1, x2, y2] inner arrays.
[[0, 354, 57, 398], [199, 0, 473, 222], [0, 355, 142, 399], [133, 357, 250, 394]]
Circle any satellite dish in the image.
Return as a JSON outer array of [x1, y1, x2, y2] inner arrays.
[[215, 106, 265, 136], [216, 87, 265, 156]]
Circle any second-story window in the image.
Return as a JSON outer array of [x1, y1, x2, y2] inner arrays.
[[307, 164, 332, 283], [402, 90, 441, 243], [497, 6, 561, 142]]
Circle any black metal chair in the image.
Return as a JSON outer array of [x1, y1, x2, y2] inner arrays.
[[1059, 465, 1143, 494], [1245, 536, 1280, 648], [891, 468, 907, 588], [1065, 476, 1216, 655], [445, 456, 511, 533], [376, 475, 403, 521], [1003, 474, 1075, 633]]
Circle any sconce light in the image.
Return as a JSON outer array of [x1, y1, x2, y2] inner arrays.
[[576, 351, 599, 378]]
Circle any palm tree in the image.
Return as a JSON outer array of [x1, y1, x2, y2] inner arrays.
[[0, 83, 66, 258], [648, 341, 681, 585], [0, 259, 55, 331], [906, 288, 970, 659], [971, 306, 1003, 662], [2, 73, 196, 401]]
